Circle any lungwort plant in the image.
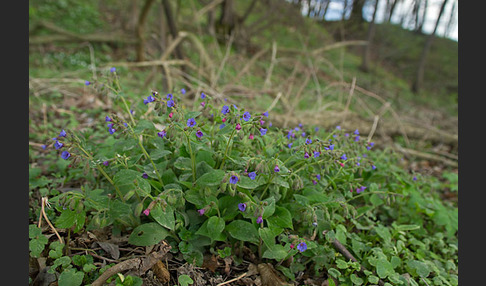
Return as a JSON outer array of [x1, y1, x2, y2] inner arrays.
[[29, 69, 458, 285]]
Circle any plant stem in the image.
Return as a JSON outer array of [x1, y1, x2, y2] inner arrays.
[[185, 132, 197, 182], [259, 173, 276, 200], [220, 128, 237, 169]]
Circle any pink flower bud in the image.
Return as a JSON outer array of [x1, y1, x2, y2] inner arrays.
[[222, 118, 226, 122], [249, 134, 254, 139], [236, 123, 241, 130], [143, 209, 150, 216], [169, 112, 173, 118], [201, 101, 206, 107]]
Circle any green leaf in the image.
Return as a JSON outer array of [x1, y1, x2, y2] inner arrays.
[[238, 175, 261, 189], [150, 204, 176, 230], [262, 244, 288, 260], [196, 150, 216, 168], [185, 111, 202, 120], [328, 268, 341, 278], [196, 169, 225, 187], [258, 228, 276, 248], [134, 119, 155, 133], [114, 169, 151, 197], [174, 157, 192, 171], [178, 274, 194, 286], [336, 259, 349, 269], [262, 197, 276, 219], [407, 260, 431, 278], [55, 209, 77, 229], [58, 269, 84, 286], [226, 220, 259, 244], [266, 206, 293, 229], [374, 225, 392, 242], [376, 259, 394, 279], [150, 149, 172, 160], [207, 216, 226, 236], [369, 194, 384, 206], [393, 224, 421, 232], [195, 219, 227, 242], [128, 223, 169, 246], [350, 273, 364, 285]]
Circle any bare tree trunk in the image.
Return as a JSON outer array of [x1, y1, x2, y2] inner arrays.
[[412, 0, 449, 93], [360, 0, 380, 72], [136, 0, 156, 62], [387, 0, 400, 22], [348, 0, 366, 24], [341, 0, 348, 20], [161, 0, 184, 61], [444, 0, 456, 38], [322, 0, 331, 20]]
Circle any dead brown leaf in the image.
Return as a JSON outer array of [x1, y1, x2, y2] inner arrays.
[[152, 260, 171, 284], [257, 263, 292, 286]]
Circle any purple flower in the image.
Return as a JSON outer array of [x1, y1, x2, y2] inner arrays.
[[314, 151, 320, 158], [288, 143, 293, 149], [181, 88, 186, 94], [354, 129, 359, 135], [297, 242, 307, 252], [312, 180, 317, 185], [248, 172, 256, 180], [107, 123, 113, 128], [230, 175, 239, 184], [41, 145, 47, 150], [354, 136, 360, 142], [187, 118, 196, 127], [242, 112, 251, 122], [316, 174, 321, 180], [356, 186, 367, 193], [54, 141, 63, 150], [157, 130, 167, 138], [269, 122, 272, 127], [143, 209, 150, 216], [336, 125, 341, 130], [59, 130, 67, 137], [85, 80, 91, 86], [198, 209, 206, 216], [345, 133, 349, 137], [201, 92, 206, 99], [219, 124, 226, 129], [238, 203, 247, 212], [167, 99, 175, 108], [413, 176, 417, 181], [61, 151, 71, 160], [301, 132, 306, 137], [260, 120, 265, 125], [201, 101, 206, 107], [142, 173, 148, 179], [196, 130, 204, 138], [103, 161, 109, 166], [304, 152, 310, 159], [329, 144, 335, 151], [299, 123, 303, 128], [274, 165, 280, 172], [315, 127, 319, 132], [110, 67, 116, 73], [236, 123, 242, 130], [256, 216, 263, 224], [105, 116, 112, 122], [372, 165, 377, 170], [263, 111, 269, 117], [305, 138, 312, 145], [166, 93, 173, 100], [260, 128, 267, 136], [147, 95, 155, 102], [341, 154, 347, 160], [109, 128, 116, 134], [221, 105, 230, 115]]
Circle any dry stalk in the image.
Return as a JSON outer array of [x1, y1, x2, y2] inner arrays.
[[263, 41, 278, 89], [212, 31, 235, 88], [38, 197, 64, 244], [341, 77, 357, 126], [216, 272, 247, 286]]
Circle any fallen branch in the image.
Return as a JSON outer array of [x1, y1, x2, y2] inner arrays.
[[394, 144, 458, 168], [90, 241, 171, 286]]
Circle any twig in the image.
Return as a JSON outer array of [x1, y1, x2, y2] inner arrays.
[[394, 144, 458, 167], [263, 41, 278, 89], [212, 31, 235, 88], [341, 77, 357, 126], [91, 241, 171, 286], [266, 92, 282, 113], [216, 272, 247, 286]]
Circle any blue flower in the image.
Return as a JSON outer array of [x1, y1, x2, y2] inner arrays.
[[248, 172, 256, 180], [256, 215, 263, 224], [59, 130, 67, 137], [263, 111, 269, 117], [316, 174, 321, 180], [242, 111, 251, 122], [329, 144, 335, 151], [181, 88, 186, 94], [354, 136, 360, 142], [356, 186, 367, 193], [167, 93, 173, 100], [301, 132, 306, 137], [157, 130, 167, 138], [341, 154, 347, 160], [142, 173, 148, 179], [222, 105, 230, 115], [260, 128, 267, 136], [196, 130, 204, 138], [187, 118, 196, 127], [372, 165, 377, 170], [354, 129, 359, 135], [238, 203, 246, 212], [314, 127, 319, 132], [109, 127, 116, 134], [219, 124, 226, 129], [201, 92, 206, 99], [297, 242, 307, 252], [304, 152, 310, 159], [105, 116, 112, 122], [85, 80, 91, 86], [314, 151, 320, 158], [336, 125, 341, 130], [54, 141, 63, 150], [61, 151, 71, 160], [306, 138, 312, 144], [274, 165, 280, 172], [110, 67, 116, 73], [230, 175, 239, 184], [288, 143, 293, 149], [167, 99, 175, 108], [103, 161, 109, 166]]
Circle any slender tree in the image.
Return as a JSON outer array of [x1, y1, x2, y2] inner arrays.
[[360, 0, 380, 72], [412, 0, 449, 93], [136, 0, 156, 62]]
